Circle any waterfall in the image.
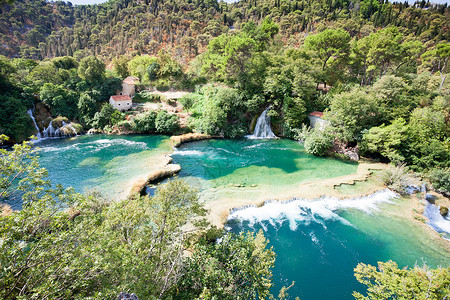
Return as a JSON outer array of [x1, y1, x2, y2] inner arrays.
[[27, 109, 79, 140], [27, 109, 42, 140], [423, 201, 450, 240], [248, 107, 276, 139], [423, 190, 450, 240], [42, 121, 56, 138]]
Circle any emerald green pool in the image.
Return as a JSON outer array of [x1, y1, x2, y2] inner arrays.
[[171, 138, 358, 201]]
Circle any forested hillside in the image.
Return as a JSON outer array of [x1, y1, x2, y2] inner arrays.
[[0, 0, 448, 61]]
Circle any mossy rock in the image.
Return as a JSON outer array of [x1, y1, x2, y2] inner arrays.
[[52, 117, 70, 128], [439, 206, 448, 217], [70, 123, 84, 134]]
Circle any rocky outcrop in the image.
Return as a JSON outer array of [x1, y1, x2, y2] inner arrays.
[[129, 162, 181, 197], [440, 206, 448, 217], [332, 139, 359, 161], [117, 292, 139, 300]]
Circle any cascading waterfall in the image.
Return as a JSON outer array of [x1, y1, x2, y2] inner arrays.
[[27, 109, 42, 140], [422, 188, 450, 240], [42, 121, 56, 138], [40, 121, 78, 139], [248, 107, 276, 139]]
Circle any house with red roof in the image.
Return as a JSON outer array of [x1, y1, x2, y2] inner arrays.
[[109, 95, 132, 111]]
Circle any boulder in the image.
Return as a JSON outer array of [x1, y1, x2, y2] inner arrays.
[[439, 206, 448, 217], [117, 292, 139, 300]]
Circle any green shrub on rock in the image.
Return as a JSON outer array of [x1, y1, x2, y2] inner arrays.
[[428, 167, 450, 196], [132, 111, 157, 133], [155, 110, 180, 134]]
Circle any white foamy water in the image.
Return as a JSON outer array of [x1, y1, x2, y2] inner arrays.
[[172, 149, 204, 156], [228, 189, 398, 231], [40, 139, 148, 153], [424, 203, 450, 240]]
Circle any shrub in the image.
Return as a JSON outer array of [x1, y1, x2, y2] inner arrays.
[[155, 110, 180, 134], [179, 94, 198, 111], [380, 164, 416, 194], [304, 129, 333, 156], [428, 167, 450, 196], [132, 111, 157, 133], [116, 120, 132, 131]]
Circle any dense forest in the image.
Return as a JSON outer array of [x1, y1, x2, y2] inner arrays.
[[0, 0, 449, 60], [0, 0, 449, 297]]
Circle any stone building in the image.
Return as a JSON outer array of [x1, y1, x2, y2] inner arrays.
[[109, 95, 132, 111], [118, 76, 139, 96], [308, 111, 330, 131]]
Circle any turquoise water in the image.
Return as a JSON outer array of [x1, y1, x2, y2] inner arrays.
[[4, 135, 172, 209], [172, 139, 358, 198], [228, 192, 450, 299]]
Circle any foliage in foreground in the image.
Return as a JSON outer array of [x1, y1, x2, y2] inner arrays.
[[0, 137, 275, 299], [353, 261, 450, 300]]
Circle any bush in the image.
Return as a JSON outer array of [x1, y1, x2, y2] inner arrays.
[[297, 126, 334, 156], [428, 167, 450, 196], [304, 130, 333, 156], [380, 164, 416, 194], [179, 94, 197, 111], [133, 91, 166, 103], [132, 111, 157, 133], [155, 110, 180, 134], [116, 120, 132, 131]]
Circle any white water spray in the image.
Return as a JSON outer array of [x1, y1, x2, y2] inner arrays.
[[248, 107, 276, 139], [27, 109, 42, 140], [228, 189, 398, 231]]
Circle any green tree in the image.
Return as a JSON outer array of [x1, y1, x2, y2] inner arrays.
[[178, 230, 276, 300], [304, 29, 350, 85], [39, 83, 79, 119], [361, 118, 408, 163], [112, 55, 131, 78], [91, 103, 115, 129], [325, 88, 384, 141], [132, 111, 157, 133], [77, 56, 105, 83], [353, 261, 450, 300], [52, 56, 79, 70], [421, 42, 450, 91], [155, 111, 180, 134], [428, 167, 450, 196], [77, 93, 97, 126], [127, 55, 156, 81]]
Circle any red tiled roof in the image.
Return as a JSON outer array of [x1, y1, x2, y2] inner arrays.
[[309, 111, 324, 118], [123, 76, 139, 85], [111, 95, 132, 101]]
